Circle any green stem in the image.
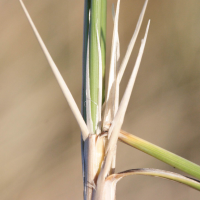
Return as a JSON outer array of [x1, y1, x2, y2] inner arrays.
[[119, 130, 200, 180], [81, 0, 91, 197], [89, 0, 102, 132], [82, 0, 91, 123]]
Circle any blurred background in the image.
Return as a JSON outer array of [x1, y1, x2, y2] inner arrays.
[[1, 0, 200, 199]]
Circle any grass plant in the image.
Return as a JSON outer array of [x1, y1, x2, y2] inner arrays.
[[19, 0, 200, 199]]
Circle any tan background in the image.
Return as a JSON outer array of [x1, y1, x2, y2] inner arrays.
[[1, 0, 200, 199]]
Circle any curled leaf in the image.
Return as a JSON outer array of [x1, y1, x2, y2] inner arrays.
[[95, 168, 200, 200], [108, 168, 200, 196], [119, 130, 200, 180]]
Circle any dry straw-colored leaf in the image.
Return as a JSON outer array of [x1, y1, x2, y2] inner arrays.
[[19, 0, 89, 140]]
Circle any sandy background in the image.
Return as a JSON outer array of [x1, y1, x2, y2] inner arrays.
[[1, 0, 200, 199]]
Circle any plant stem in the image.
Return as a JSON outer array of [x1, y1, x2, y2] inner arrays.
[[82, 0, 91, 123], [82, 1, 107, 199], [89, 0, 102, 132], [82, 1, 91, 198]]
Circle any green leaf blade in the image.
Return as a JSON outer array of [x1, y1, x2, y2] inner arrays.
[[119, 130, 200, 180]]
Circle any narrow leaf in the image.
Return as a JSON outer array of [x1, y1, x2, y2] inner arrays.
[[103, 0, 121, 130], [95, 168, 200, 200], [119, 130, 200, 180], [94, 21, 150, 200], [107, 20, 150, 151], [107, 168, 200, 192], [117, 0, 148, 83], [19, 0, 89, 140], [98, 168, 200, 200], [112, 4, 120, 116]]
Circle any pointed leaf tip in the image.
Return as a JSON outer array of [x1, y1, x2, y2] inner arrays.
[[19, 0, 89, 140], [117, 0, 149, 84]]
